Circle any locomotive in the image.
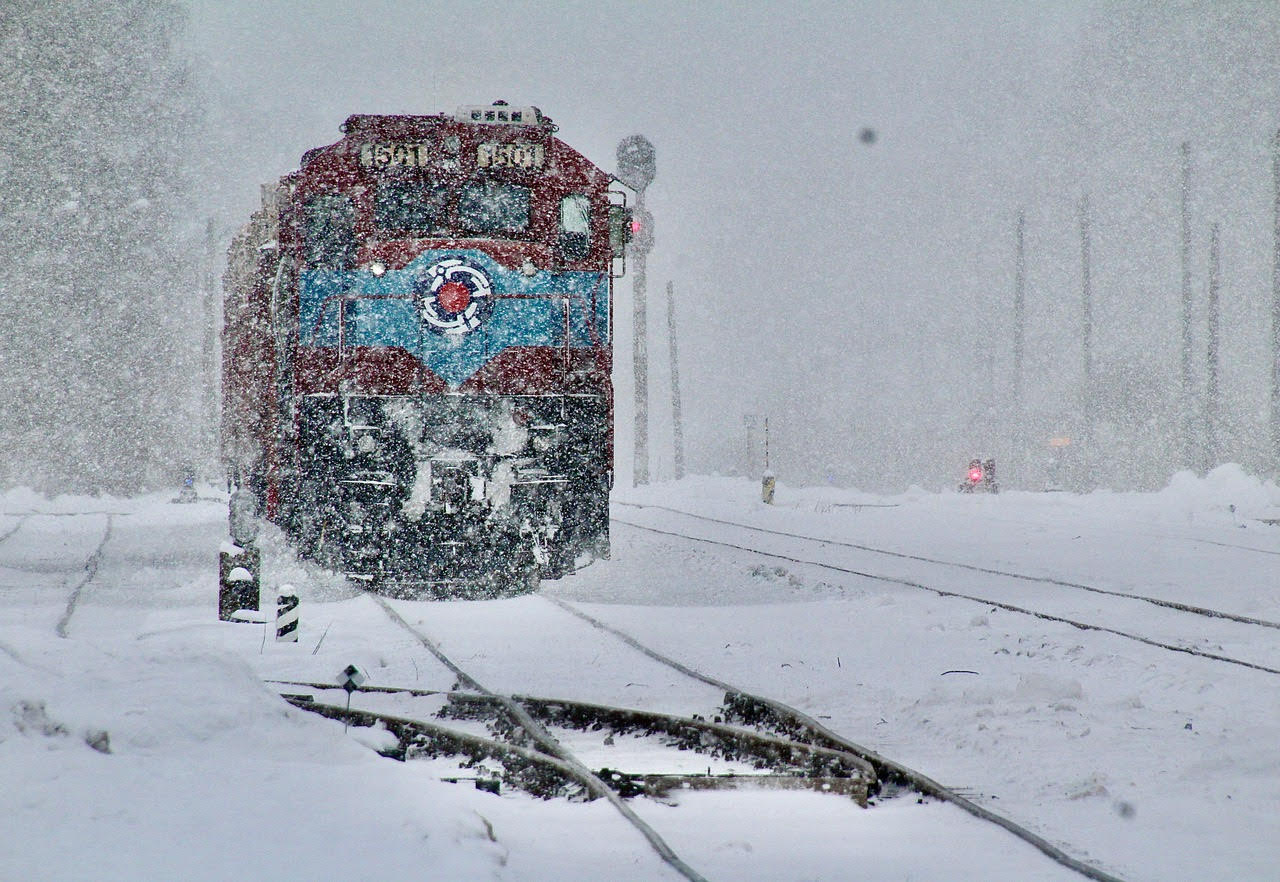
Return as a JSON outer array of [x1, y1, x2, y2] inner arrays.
[[222, 103, 627, 593]]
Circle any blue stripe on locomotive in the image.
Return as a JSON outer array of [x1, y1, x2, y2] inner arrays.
[[299, 249, 609, 386]]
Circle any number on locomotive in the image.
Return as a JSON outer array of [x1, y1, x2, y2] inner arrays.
[[476, 141, 545, 170], [359, 142, 431, 169]]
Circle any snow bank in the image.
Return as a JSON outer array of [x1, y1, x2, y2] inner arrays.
[[0, 627, 503, 882], [624, 464, 1280, 524], [1156, 464, 1280, 519]]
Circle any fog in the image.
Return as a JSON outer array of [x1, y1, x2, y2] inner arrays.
[[6, 1, 1280, 493]]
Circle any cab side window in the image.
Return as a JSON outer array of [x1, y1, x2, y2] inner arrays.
[[558, 194, 590, 260], [303, 194, 356, 268]]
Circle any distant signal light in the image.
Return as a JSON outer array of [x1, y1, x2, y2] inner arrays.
[[960, 457, 998, 494]]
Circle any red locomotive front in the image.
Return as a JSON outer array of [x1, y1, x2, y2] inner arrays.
[[222, 103, 628, 593]]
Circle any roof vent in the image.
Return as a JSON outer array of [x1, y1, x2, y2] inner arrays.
[[454, 104, 542, 126]]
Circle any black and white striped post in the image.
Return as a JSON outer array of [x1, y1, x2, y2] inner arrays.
[[275, 585, 299, 642]]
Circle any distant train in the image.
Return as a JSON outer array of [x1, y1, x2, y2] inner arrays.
[[222, 103, 629, 593]]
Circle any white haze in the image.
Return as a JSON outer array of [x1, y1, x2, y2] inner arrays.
[[182, 0, 1280, 493]]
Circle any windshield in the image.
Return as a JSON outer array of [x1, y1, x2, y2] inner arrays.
[[457, 180, 531, 234], [374, 178, 449, 235]]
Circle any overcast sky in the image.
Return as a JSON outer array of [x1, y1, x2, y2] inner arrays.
[[183, 1, 1280, 490]]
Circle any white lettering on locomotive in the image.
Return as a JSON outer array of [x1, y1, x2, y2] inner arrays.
[[359, 142, 432, 169], [476, 141, 546, 170]]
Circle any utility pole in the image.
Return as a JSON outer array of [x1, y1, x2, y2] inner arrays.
[[666, 281, 685, 480], [1272, 130, 1280, 469], [632, 185, 650, 486], [200, 218, 219, 475], [1205, 222, 1221, 471], [1179, 141, 1195, 468], [761, 416, 774, 503], [742, 414, 757, 477], [1080, 195, 1094, 450], [616, 135, 656, 486], [1013, 208, 1026, 416]]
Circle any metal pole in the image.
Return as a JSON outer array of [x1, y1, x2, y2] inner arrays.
[[1272, 130, 1280, 469], [1206, 222, 1221, 471], [761, 416, 774, 503], [665, 281, 685, 480], [616, 135, 656, 486], [1013, 208, 1026, 415], [1180, 141, 1194, 468], [1080, 195, 1093, 450], [201, 218, 218, 475], [632, 188, 649, 486]]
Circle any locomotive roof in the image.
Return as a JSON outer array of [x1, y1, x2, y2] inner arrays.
[[293, 106, 611, 187], [341, 104, 553, 134]]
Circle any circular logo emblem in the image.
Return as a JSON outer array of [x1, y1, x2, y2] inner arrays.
[[418, 258, 493, 335]]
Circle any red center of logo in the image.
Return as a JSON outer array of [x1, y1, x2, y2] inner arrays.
[[437, 280, 471, 314]]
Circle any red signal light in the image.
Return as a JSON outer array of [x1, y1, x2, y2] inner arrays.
[[968, 467, 983, 483], [630, 218, 642, 234]]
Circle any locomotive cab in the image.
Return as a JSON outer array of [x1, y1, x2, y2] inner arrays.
[[222, 104, 617, 594]]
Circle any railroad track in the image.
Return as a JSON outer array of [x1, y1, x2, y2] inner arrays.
[[939, 502, 1280, 559], [280, 591, 873, 882], [0, 511, 114, 638], [55, 514, 114, 638], [0, 513, 30, 546], [274, 585, 1123, 882], [613, 501, 1280, 678]]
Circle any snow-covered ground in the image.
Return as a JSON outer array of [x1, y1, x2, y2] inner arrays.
[[3, 467, 1279, 880]]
